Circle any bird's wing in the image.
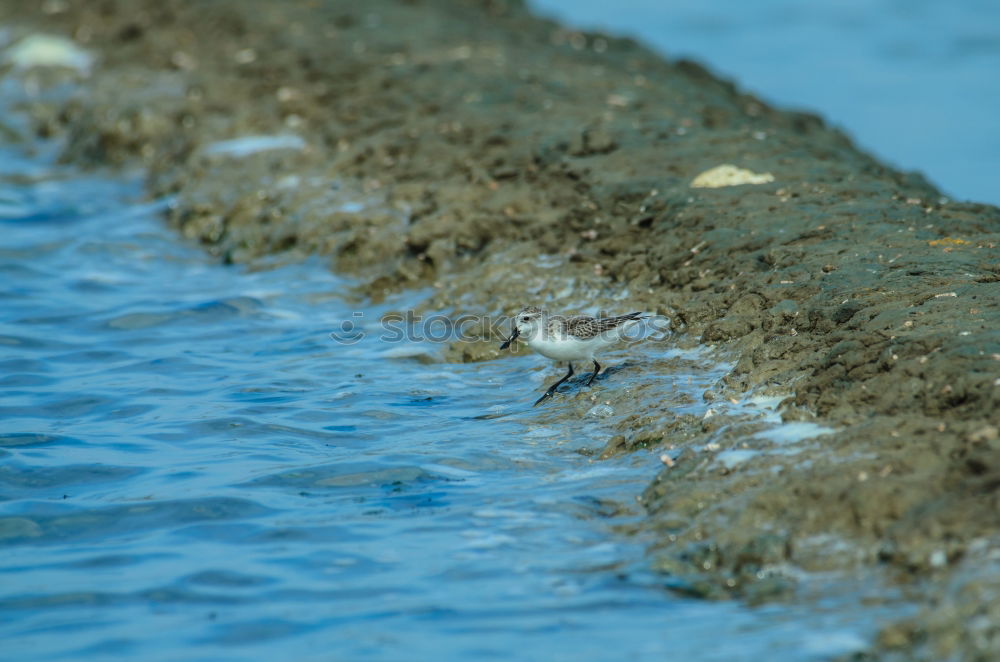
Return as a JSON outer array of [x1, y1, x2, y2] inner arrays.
[[563, 315, 599, 338], [565, 312, 645, 338]]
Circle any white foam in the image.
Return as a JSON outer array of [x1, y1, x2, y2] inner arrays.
[[380, 344, 433, 359], [337, 201, 365, 213], [801, 630, 867, 657], [586, 404, 614, 418], [716, 448, 759, 469], [755, 421, 834, 445], [203, 134, 306, 158]]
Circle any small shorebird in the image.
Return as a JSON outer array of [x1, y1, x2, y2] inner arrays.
[[500, 306, 646, 406]]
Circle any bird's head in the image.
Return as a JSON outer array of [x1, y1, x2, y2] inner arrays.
[[500, 306, 545, 349]]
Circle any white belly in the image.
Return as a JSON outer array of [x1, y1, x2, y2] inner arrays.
[[526, 334, 613, 362]]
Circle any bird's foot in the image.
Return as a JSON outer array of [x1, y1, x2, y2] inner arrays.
[[533, 389, 557, 407]]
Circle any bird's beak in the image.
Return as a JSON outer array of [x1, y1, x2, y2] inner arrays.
[[500, 326, 519, 350]]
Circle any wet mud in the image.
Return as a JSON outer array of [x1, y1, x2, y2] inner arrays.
[[2, 0, 998, 658]]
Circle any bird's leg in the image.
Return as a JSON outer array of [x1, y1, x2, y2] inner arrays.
[[586, 359, 601, 386], [534, 363, 574, 406]]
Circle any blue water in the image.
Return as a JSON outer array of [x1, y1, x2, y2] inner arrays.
[[0, 85, 896, 661], [532, 0, 1000, 206]]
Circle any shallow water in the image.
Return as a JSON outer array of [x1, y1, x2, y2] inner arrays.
[[0, 125, 894, 659], [532, 0, 1000, 206]]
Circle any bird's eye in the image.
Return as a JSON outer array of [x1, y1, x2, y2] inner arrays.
[[521, 316, 528, 322]]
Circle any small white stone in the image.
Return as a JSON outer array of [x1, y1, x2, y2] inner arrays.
[[691, 164, 775, 189], [4, 34, 93, 73], [929, 550, 947, 568]]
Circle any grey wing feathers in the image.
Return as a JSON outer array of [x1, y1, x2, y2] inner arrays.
[[565, 311, 646, 337], [599, 311, 646, 331]]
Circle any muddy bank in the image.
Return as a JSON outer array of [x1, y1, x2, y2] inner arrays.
[[2, 0, 998, 658]]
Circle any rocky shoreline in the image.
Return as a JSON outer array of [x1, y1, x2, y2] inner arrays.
[[3, 0, 998, 658]]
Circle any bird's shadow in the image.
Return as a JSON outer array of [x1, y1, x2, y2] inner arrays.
[[568, 362, 630, 386], [536, 362, 633, 405]]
